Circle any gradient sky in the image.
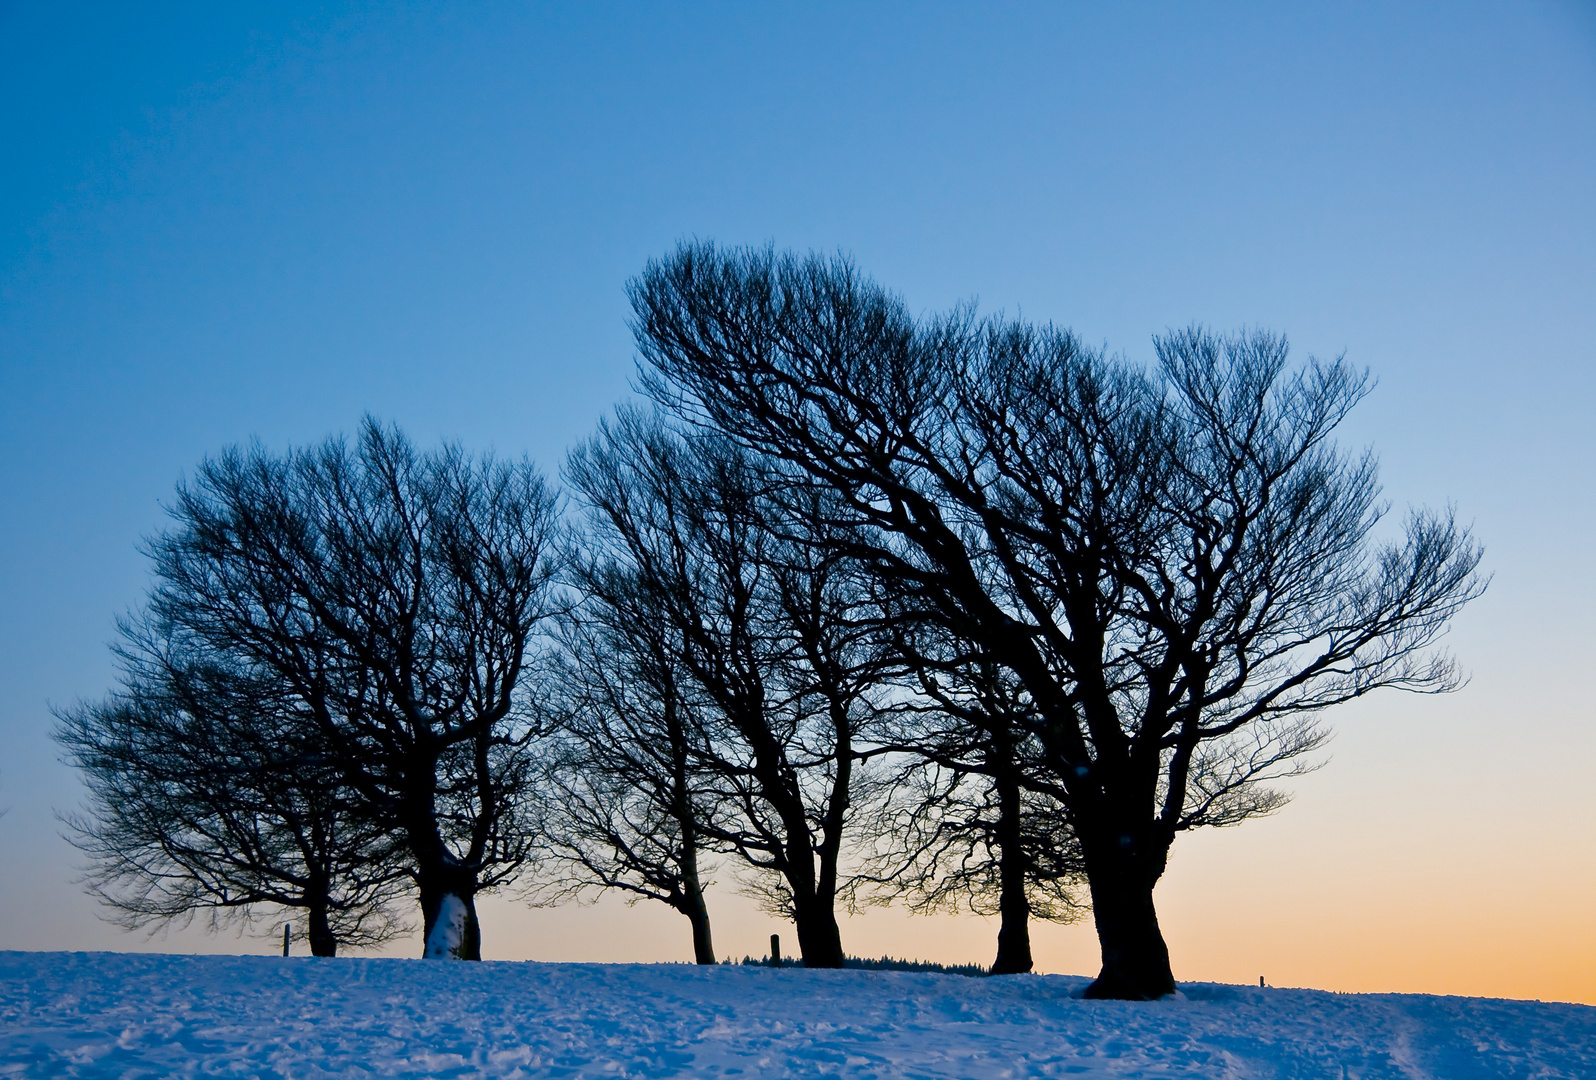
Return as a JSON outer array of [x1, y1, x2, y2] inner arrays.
[[2, 2, 1593, 1004]]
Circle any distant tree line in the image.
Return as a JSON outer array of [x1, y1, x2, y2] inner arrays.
[[57, 244, 1484, 998]]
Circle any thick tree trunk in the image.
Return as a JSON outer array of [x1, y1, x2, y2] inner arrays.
[[420, 876, 482, 960], [306, 899, 339, 958], [685, 895, 717, 965], [1079, 833, 1175, 999], [992, 877, 1033, 975], [787, 833, 846, 967], [406, 758, 484, 961], [791, 898, 846, 968], [990, 770, 1033, 975], [752, 739, 847, 968], [680, 834, 717, 965]]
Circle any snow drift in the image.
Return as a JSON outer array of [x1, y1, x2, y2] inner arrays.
[[1, 951, 1590, 1078]]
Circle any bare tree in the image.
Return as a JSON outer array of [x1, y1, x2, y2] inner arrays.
[[534, 571, 723, 964], [105, 419, 557, 960], [866, 653, 1087, 975], [564, 409, 895, 967], [868, 761, 1085, 972], [630, 243, 1487, 998], [57, 624, 410, 956]]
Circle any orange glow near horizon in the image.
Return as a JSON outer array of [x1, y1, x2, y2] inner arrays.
[[466, 678, 1596, 1008], [36, 671, 1591, 1008]]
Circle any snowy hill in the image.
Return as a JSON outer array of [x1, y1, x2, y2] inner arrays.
[[1, 951, 1591, 1078]]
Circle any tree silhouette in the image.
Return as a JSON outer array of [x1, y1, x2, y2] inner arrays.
[[630, 243, 1486, 997], [561, 410, 896, 967], [64, 420, 558, 960]]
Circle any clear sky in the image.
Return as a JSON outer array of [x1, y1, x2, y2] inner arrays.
[[2, 2, 1593, 1004]]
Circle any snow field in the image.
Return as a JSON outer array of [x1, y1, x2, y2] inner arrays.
[[1, 951, 1592, 1078]]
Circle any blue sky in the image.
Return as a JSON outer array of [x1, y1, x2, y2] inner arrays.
[[2, 2, 1593, 997]]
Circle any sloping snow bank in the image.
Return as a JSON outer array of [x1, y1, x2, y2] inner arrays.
[[1, 951, 1591, 1078]]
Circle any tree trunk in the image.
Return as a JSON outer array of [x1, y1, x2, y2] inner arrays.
[[680, 838, 717, 965], [992, 874, 1033, 975], [306, 899, 339, 958], [1079, 833, 1175, 999], [990, 769, 1033, 975], [419, 876, 482, 960], [791, 896, 846, 968], [752, 734, 846, 968], [787, 829, 846, 967], [407, 762, 484, 961], [671, 706, 717, 966], [685, 894, 717, 965]]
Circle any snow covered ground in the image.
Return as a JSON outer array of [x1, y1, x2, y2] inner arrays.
[[2, 951, 1591, 1078]]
